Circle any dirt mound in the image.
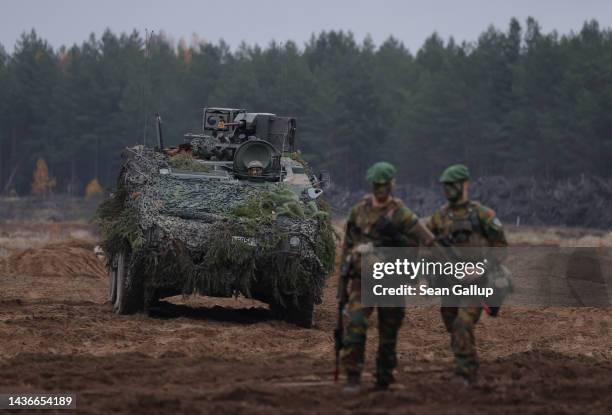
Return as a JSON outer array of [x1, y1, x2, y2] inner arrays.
[[0, 239, 106, 278], [0, 221, 98, 255]]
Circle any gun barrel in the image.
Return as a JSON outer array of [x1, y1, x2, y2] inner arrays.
[[155, 113, 164, 151]]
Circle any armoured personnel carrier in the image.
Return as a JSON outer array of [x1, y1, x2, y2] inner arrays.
[[97, 108, 335, 327]]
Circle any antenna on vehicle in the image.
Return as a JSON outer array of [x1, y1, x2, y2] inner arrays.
[[155, 113, 164, 151], [279, 133, 287, 181], [279, 41, 288, 182], [142, 29, 152, 148]]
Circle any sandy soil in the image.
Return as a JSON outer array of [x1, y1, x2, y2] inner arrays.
[[0, 222, 610, 414]]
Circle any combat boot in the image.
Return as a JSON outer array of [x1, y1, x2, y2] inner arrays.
[[343, 372, 361, 394], [373, 372, 394, 391], [453, 371, 478, 387]]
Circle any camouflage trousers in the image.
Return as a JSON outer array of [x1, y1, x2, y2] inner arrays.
[[441, 306, 482, 379], [341, 281, 405, 381]]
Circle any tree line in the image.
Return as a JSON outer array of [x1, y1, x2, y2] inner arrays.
[[1, 17, 611, 195]]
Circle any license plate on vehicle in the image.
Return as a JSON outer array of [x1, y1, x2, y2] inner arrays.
[[232, 236, 257, 247]]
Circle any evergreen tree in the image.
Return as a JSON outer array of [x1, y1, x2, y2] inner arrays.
[[1, 19, 611, 194]]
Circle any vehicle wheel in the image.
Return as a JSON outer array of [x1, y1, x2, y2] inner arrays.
[[272, 295, 315, 328], [143, 290, 163, 316], [113, 250, 143, 314], [108, 267, 117, 304]]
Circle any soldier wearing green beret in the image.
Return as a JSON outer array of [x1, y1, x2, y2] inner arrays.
[[337, 162, 436, 393], [427, 164, 508, 385]]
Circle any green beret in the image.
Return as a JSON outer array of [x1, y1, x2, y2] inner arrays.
[[439, 164, 470, 183], [366, 162, 396, 184]]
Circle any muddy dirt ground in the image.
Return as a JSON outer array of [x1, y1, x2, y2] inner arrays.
[[0, 222, 611, 414]]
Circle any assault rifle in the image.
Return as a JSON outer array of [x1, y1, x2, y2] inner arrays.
[[334, 259, 351, 381]]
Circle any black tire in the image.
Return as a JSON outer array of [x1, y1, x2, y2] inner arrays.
[[108, 267, 117, 304], [271, 295, 315, 328], [143, 289, 164, 316], [113, 250, 144, 315]]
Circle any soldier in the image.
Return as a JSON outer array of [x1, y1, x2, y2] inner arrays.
[[427, 164, 507, 385], [339, 161, 436, 392], [247, 160, 264, 177]]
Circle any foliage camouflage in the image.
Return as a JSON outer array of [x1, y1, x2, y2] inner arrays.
[[168, 153, 212, 173], [96, 147, 335, 313]]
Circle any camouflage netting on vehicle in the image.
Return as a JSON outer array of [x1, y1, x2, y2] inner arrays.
[[168, 153, 211, 173], [96, 147, 335, 308]]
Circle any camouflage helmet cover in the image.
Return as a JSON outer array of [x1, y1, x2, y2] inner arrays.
[[439, 164, 470, 183], [366, 162, 396, 184]]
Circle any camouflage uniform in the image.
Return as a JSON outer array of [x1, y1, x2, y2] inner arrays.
[[340, 194, 428, 384], [428, 197, 507, 382]]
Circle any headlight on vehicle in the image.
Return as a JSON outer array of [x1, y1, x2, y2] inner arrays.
[[289, 236, 301, 251]]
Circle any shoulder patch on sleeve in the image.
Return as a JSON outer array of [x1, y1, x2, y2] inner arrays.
[[491, 217, 503, 228], [473, 202, 502, 230]]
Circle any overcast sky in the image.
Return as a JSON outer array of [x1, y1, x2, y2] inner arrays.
[[2, 0, 612, 53]]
